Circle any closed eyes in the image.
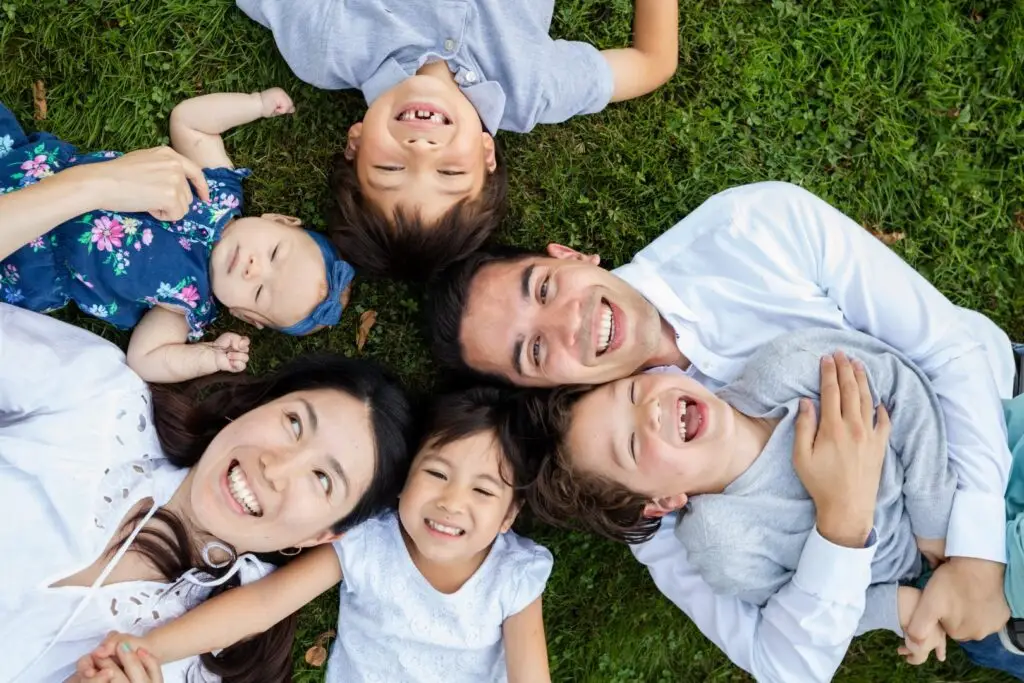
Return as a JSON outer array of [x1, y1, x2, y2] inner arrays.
[[629, 381, 637, 463]]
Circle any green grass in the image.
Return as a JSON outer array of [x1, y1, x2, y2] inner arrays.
[[2, 0, 1023, 680]]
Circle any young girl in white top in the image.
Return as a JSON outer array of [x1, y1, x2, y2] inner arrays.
[[80, 386, 555, 683]]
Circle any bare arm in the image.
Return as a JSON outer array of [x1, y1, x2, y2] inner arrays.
[[101, 545, 342, 665], [503, 597, 551, 683], [0, 148, 209, 260], [169, 89, 294, 169], [127, 307, 249, 383], [601, 0, 679, 102]]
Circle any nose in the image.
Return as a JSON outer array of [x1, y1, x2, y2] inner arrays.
[[546, 297, 582, 350], [260, 446, 313, 492], [243, 254, 261, 280], [402, 136, 439, 148], [638, 394, 662, 434], [435, 484, 468, 515]]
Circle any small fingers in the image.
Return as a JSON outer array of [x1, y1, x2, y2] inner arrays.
[[137, 649, 162, 680]]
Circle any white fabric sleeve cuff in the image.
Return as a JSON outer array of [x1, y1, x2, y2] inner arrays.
[[946, 489, 1007, 563], [793, 528, 877, 604]]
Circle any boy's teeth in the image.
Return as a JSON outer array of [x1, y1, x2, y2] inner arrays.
[[426, 519, 465, 537], [597, 303, 614, 353], [228, 464, 262, 516]]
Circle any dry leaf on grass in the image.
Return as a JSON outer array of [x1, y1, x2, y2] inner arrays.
[[304, 629, 337, 667], [869, 230, 905, 245], [32, 81, 47, 120], [1015, 211, 1024, 232], [356, 310, 377, 351]]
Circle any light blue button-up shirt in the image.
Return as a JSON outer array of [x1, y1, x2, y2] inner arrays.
[[237, 0, 615, 133]]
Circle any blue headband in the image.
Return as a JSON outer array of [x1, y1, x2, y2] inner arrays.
[[280, 231, 355, 336]]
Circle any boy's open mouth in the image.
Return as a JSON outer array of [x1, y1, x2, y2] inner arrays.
[[395, 103, 452, 126]]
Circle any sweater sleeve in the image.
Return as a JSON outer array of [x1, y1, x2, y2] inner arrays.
[[858, 582, 902, 636]]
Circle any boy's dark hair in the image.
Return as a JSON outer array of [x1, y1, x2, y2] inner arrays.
[[425, 385, 544, 502], [518, 386, 662, 544], [425, 244, 537, 383], [327, 141, 508, 281]]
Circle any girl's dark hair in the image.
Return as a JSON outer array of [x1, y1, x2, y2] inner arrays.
[[126, 353, 415, 683], [423, 386, 541, 501]]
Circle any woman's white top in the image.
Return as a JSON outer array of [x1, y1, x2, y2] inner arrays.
[[0, 304, 214, 683], [328, 513, 553, 683]]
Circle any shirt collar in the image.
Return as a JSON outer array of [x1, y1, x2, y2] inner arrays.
[[613, 260, 701, 324], [360, 59, 506, 134]]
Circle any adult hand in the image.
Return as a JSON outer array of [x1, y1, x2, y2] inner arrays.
[[906, 556, 1009, 644], [73, 146, 210, 221], [67, 643, 162, 683], [793, 351, 891, 548]]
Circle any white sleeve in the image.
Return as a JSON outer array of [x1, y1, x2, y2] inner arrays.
[[745, 183, 1010, 563], [0, 303, 141, 417], [632, 519, 876, 683]]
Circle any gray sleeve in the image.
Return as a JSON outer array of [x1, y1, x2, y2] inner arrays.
[[729, 328, 956, 540], [857, 583, 902, 636], [679, 515, 793, 608]]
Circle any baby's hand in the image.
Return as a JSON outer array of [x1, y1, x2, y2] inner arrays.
[[259, 88, 294, 118], [897, 586, 948, 665], [201, 332, 250, 373], [916, 537, 947, 569], [75, 631, 151, 679]]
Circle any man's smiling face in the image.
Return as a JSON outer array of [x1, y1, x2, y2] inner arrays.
[[458, 245, 665, 386]]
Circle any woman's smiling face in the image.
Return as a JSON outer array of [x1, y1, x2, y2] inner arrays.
[[187, 388, 377, 553]]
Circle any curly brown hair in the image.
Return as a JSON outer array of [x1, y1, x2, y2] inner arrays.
[[520, 386, 664, 545], [326, 142, 508, 281]]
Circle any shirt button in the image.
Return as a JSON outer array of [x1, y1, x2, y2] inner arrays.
[[444, 38, 456, 52], [465, 71, 477, 83]]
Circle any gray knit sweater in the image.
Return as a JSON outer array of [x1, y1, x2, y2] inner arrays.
[[674, 328, 956, 635]]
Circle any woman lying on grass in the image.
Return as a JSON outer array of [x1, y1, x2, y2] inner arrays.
[[523, 328, 1024, 681], [79, 387, 554, 683]]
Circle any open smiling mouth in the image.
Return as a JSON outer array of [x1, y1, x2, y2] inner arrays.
[[677, 398, 705, 443], [596, 299, 616, 355], [425, 518, 465, 537], [228, 460, 263, 517], [395, 106, 452, 125]]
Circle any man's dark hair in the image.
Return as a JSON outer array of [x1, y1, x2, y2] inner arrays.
[[327, 141, 508, 281], [425, 244, 538, 383]]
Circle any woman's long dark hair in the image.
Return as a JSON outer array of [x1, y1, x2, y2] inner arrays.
[[124, 353, 415, 683]]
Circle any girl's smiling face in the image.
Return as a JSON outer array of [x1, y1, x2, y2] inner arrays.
[[397, 431, 519, 566], [565, 372, 740, 511]]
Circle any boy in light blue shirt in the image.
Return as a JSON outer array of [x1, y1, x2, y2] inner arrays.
[[237, 0, 679, 279]]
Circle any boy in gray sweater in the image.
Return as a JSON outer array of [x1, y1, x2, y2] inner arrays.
[[529, 328, 960, 643], [235, 0, 678, 279]]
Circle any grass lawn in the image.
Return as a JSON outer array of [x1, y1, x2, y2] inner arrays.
[[2, 0, 1023, 680]]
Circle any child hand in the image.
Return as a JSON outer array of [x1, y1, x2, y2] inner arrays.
[[916, 537, 947, 569], [258, 88, 295, 118], [201, 333, 250, 373], [897, 586, 948, 665], [75, 632, 151, 678]]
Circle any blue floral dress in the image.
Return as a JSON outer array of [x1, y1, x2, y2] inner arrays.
[[0, 102, 247, 340]]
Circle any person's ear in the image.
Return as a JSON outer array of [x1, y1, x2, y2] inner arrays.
[[345, 122, 363, 160], [546, 243, 601, 266], [499, 501, 523, 534], [261, 213, 303, 228], [229, 308, 265, 330], [295, 528, 344, 548], [481, 133, 497, 174], [642, 493, 688, 518]]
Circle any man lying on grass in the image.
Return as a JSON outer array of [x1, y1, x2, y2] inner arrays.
[[427, 181, 1019, 682]]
